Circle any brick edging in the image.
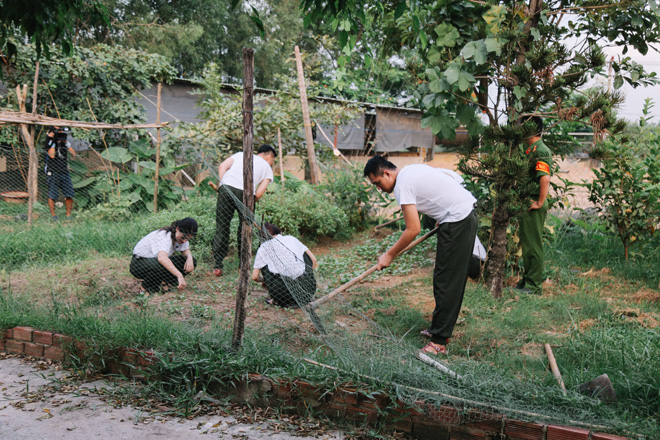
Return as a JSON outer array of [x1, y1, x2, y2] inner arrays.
[[0, 326, 627, 440]]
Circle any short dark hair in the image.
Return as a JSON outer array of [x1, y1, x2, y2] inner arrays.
[[263, 222, 281, 236], [363, 155, 397, 177], [518, 116, 543, 137], [257, 144, 276, 156]]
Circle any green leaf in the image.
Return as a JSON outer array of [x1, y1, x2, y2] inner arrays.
[[394, 1, 406, 19], [444, 64, 461, 85], [484, 37, 504, 55], [614, 75, 624, 89], [429, 78, 449, 93], [100, 147, 132, 164], [434, 23, 460, 48], [530, 28, 541, 41], [462, 40, 487, 64], [425, 68, 439, 81], [456, 104, 475, 125], [513, 85, 527, 100], [72, 177, 96, 189]]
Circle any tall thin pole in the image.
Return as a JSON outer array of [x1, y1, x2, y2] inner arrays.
[[294, 45, 319, 184], [27, 63, 40, 227], [153, 83, 162, 212], [232, 48, 255, 351], [277, 127, 284, 182]]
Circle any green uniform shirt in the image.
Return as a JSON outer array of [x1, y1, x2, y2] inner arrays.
[[525, 138, 553, 196]]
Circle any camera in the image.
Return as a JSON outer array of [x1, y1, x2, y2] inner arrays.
[[49, 126, 71, 142]]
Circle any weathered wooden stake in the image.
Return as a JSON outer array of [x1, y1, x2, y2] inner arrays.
[[153, 83, 162, 213], [232, 48, 255, 351], [294, 45, 319, 184]]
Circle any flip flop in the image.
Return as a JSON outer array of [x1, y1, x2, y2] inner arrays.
[[420, 342, 448, 355], [420, 329, 432, 338]]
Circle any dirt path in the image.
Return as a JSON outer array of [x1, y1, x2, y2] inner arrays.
[[0, 354, 346, 440]]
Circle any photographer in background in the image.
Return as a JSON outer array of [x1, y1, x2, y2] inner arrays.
[[44, 126, 76, 220]]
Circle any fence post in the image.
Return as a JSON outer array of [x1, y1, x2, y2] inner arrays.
[[153, 83, 162, 212], [294, 45, 319, 184], [232, 48, 255, 351]]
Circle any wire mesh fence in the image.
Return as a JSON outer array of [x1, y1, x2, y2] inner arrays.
[[1, 127, 627, 436]]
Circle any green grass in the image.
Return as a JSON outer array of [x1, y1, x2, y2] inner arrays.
[[2, 209, 660, 438]]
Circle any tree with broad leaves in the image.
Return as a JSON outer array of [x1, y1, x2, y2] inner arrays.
[[298, 0, 660, 297], [0, 0, 109, 59]]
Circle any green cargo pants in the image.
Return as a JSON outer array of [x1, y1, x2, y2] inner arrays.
[[518, 199, 548, 292]]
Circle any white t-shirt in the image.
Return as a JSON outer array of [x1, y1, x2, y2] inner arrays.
[[221, 152, 274, 194], [253, 235, 309, 278], [133, 230, 189, 258], [393, 164, 476, 224]]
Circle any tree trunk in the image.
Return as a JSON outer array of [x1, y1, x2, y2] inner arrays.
[[485, 196, 512, 299]]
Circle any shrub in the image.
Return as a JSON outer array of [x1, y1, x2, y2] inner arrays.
[[257, 181, 350, 240]]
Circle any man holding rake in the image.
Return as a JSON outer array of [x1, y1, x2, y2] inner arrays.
[[364, 155, 477, 356]]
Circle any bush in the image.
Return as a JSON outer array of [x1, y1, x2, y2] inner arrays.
[[257, 181, 350, 240], [320, 165, 388, 230]]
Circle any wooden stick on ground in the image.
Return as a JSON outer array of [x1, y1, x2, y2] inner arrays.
[[544, 343, 566, 394], [308, 226, 440, 310]]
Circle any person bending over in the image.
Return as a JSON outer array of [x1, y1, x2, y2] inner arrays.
[[364, 155, 477, 356], [130, 217, 198, 294], [213, 145, 276, 277], [251, 223, 317, 308]]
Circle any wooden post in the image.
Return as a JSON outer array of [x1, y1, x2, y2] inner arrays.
[[294, 45, 319, 184], [16, 81, 38, 228], [277, 127, 284, 181], [232, 48, 255, 351], [153, 83, 162, 212]]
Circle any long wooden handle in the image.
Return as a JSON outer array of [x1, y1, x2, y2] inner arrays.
[[545, 343, 566, 392], [308, 226, 440, 310]]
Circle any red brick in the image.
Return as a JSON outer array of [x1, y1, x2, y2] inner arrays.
[[412, 417, 451, 440], [0, 339, 5, 351], [52, 334, 72, 347], [3, 328, 12, 339], [12, 326, 34, 342], [137, 350, 158, 366], [592, 433, 629, 440], [547, 425, 591, 440], [33, 331, 53, 345], [6, 339, 24, 353], [44, 346, 64, 361], [24, 342, 44, 357], [505, 420, 546, 440]]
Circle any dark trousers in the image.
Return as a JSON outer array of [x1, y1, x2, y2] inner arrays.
[[130, 254, 197, 293], [213, 185, 245, 270], [263, 253, 316, 308], [429, 210, 477, 345], [518, 199, 548, 292]]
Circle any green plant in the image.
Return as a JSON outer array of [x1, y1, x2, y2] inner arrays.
[[587, 134, 660, 260], [321, 164, 389, 230], [257, 180, 350, 240]]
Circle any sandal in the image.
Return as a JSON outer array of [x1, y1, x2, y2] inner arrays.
[[213, 268, 223, 277], [420, 342, 448, 355], [264, 298, 279, 306], [420, 329, 432, 338]]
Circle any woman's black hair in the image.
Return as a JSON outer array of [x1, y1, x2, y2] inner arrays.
[[263, 222, 281, 237]]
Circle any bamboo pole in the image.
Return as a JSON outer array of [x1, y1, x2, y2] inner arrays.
[[544, 344, 567, 393], [314, 119, 353, 167], [153, 83, 162, 212], [0, 111, 167, 130], [15, 84, 37, 228], [27, 63, 40, 227], [308, 226, 440, 310], [294, 45, 319, 184], [277, 127, 284, 181], [232, 48, 255, 351]]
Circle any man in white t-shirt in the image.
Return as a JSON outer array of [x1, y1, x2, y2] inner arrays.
[[364, 155, 477, 356], [213, 145, 276, 276]]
